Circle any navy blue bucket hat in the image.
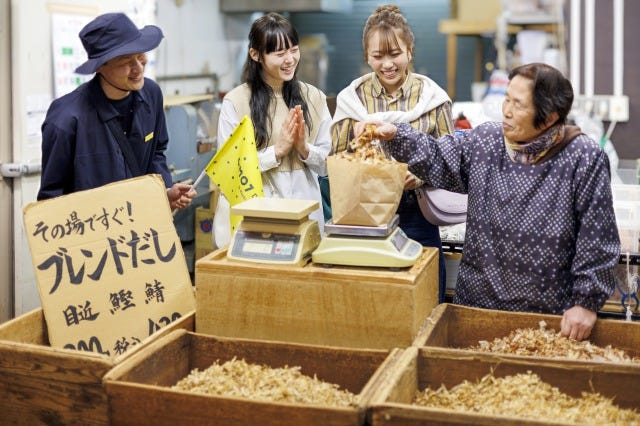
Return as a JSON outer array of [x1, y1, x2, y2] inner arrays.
[[75, 12, 163, 75]]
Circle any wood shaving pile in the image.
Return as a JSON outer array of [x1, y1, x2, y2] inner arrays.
[[469, 321, 640, 363], [171, 357, 357, 407], [334, 124, 392, 164], [414, 371, 640, 425]]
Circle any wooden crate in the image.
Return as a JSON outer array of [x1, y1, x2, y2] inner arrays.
[[195, 247, 439, 349], [368, 346, 640, 425], [103, 329, 401, 426], [0, 308, 195, 425], [413, 303, 640, 363]]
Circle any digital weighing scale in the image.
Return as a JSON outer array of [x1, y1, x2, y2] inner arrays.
[[312, 215, 422, 268], [227, 198, 321, 267]]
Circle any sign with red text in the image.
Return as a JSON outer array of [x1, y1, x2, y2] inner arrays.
[[23, 175, 195, 358]]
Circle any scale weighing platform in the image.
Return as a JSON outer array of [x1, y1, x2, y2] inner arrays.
[[312, 215, 422, 268], [227, 198, 321, 267]]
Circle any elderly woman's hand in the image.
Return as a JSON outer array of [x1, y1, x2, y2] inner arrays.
[[354, 121, 398, 141], [560, 305, 597, 341]]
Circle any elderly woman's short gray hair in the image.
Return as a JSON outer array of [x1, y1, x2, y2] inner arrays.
[[509, 63, 574, 129]]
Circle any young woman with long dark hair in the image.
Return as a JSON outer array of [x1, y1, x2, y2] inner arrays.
[[213, 12, 331, 248]]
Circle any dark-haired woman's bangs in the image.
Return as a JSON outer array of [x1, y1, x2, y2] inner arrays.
[[264, 27, 298, 54]]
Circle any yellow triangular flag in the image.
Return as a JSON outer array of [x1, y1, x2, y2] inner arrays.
[[205, 115, 264, 234]]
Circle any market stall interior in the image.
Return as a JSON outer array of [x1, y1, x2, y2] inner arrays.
[[2, 1, 640, 424]]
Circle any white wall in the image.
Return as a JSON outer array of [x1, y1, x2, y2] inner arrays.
[[0, 0, 12, 321], [156, 0, 253, 95]]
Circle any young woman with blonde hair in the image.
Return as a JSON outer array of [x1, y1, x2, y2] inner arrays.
[[332, 4, 454, 302]]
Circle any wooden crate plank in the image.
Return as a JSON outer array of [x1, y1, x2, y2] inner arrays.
[[0, 309, 195, 425], [414, 303, 640, 359], [369, 347, 640, 425], [104, 330, 397, 426]]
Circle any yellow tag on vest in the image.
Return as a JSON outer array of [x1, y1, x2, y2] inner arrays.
[[144, 132, 154, 142]]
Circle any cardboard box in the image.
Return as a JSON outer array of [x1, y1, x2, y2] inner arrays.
[[0, 308, 194, 425], [453, 0, 501, 22], [195, 247, 439, 349], [209, 182, 220, 214], [368, 346, 640, 425], [194, 206, 214, 259], [413, 303, 640, 363], [194, 247, 212, 261], [103, 329, 401, 426], [22, 175, 195, 352]]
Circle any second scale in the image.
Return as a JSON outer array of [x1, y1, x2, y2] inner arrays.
[[312, 214, 422, 268]]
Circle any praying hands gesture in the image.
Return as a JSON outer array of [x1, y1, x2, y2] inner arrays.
[[275, 105, 308, 160]]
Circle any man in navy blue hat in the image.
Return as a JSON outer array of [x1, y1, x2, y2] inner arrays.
[[38, 12, 195, 210]]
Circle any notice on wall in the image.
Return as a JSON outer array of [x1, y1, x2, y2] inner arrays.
[[23, 175, 195, 358], [51, 12, 94, 98]]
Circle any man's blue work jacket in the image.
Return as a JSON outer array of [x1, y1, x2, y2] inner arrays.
[[38, 75, 173, 200]]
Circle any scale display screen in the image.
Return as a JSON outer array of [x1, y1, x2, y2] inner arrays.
[[230, 230, 300, 262], [390, 228, 408, 251]]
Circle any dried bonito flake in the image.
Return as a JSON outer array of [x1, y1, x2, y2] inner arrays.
[[413, 371, 640, 425], [335, 124, 393, 164], [470, 320, 640, 363], [171, 357, 358, 407]]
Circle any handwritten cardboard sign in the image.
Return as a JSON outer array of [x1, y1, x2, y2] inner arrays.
[[23, 175, 195, 357]]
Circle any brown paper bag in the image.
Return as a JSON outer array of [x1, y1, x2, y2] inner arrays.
[[327, 155, 407, 226]]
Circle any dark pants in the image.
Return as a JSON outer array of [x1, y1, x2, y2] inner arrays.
[[397, 190, 447, 303]]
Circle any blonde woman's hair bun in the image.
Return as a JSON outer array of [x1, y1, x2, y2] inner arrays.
[[375, 4, 402, 15]]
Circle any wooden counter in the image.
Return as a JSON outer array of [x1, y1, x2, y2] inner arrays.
[[195, 247, 439, 349]]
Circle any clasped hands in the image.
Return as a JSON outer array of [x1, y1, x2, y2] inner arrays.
[[275, 105, 309, 160]]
